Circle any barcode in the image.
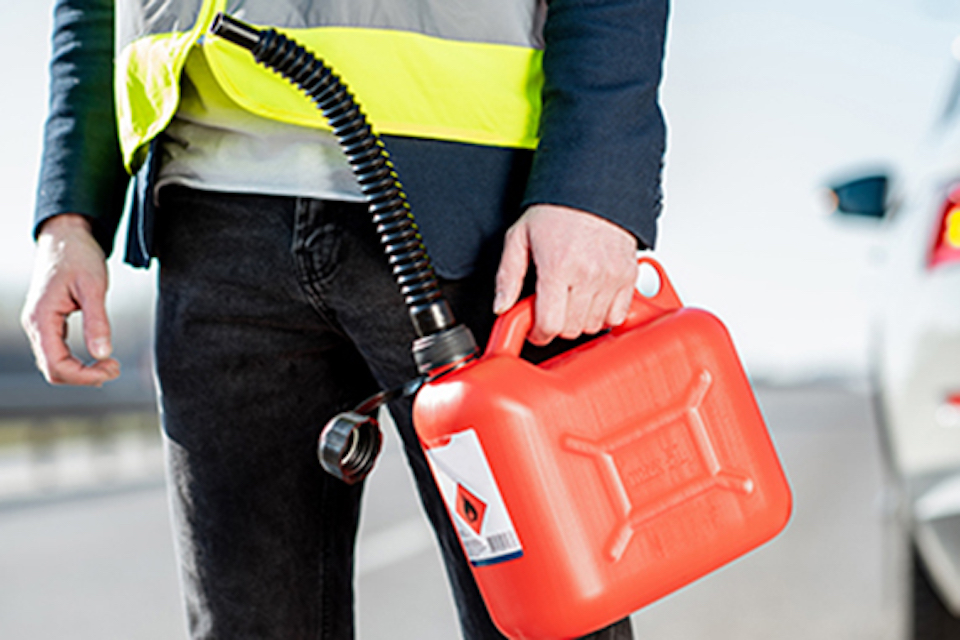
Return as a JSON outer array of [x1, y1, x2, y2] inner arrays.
[[486, 531, 519, 553]]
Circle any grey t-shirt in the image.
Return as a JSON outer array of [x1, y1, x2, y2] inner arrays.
[[157, 44, 364, 203]]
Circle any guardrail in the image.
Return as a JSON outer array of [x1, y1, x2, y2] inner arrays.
[[0, 372, 163, 503]]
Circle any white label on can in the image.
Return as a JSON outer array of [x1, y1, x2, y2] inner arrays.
[[425, 429, 523, 567]]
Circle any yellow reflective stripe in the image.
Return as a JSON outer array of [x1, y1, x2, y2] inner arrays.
[[202, 26, 543, 150], [115, 0, 224, 171]]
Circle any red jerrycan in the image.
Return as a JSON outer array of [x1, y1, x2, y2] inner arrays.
[[412, 258, 792, 640]]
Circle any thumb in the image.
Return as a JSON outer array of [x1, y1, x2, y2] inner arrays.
[[76, 278, 113, 360], [494, 224, 530, 315]]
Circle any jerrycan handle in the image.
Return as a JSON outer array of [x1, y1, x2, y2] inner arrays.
[[484, 257, 683, 359]]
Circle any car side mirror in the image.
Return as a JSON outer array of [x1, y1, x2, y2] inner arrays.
[[828, 173, 890, 219]]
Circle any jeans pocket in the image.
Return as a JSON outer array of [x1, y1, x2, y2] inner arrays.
[[292, 198, 343, 288]]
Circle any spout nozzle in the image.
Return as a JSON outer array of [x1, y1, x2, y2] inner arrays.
[[210, 13, 262, 51], [413, 324, 479, 375], [409, 300, 456, 337]]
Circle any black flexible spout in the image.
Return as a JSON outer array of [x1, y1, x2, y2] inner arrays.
[[210, 14, 483, 483], [210, 13, 464, 342]]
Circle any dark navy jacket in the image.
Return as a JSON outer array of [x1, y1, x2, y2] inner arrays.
[[35, 0, 668, 279]]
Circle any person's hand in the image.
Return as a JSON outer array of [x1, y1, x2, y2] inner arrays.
[[21, 214, 119, 386], [494, 204, 638, 346]]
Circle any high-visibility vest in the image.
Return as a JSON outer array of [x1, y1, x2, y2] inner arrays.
[[115, 0, 547, 173]]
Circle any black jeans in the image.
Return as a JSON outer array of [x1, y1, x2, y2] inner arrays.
[[153, 186, 633, 640]]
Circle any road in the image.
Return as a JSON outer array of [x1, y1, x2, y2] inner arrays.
[[0, 384, 906, 640]]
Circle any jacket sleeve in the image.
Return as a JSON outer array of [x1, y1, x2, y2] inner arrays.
[[521, 0, 668, 250], [34, 0, 129, 256]]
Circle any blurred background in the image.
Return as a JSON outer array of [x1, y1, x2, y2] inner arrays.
[[2, 0, 960, 638]]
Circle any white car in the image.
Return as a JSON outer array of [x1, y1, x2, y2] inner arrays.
[[830, 74, 960, 638]]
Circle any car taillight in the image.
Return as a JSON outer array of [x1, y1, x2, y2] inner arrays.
[[936, 392, 960, 428], [929, 186, 960, 268]]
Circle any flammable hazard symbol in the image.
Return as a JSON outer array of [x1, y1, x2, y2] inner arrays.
[[456, 484, 487, 535]]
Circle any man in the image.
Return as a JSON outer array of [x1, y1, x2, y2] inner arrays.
[[22, 1, 668, 638]]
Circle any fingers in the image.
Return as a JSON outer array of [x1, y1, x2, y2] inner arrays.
[[24, 291, 120, 386], [607, 284, 636, 328], [529, 275, 567, 346], [45, 357, 120, 387], [76, 274, 113, 360], [21, 303, 68, 382], [493, 223, 530, 315], [505, 204, 638, 346], [23, 296, 119, 386], [529, 269, 635, 346], [580, 269, 631, 336], [532, 274, 597, 346]]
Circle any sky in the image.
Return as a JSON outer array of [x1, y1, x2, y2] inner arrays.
[[1, 0, 959, 378], [654, 0, 960, 378]]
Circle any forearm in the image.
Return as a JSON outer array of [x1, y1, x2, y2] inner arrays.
[[522, 0, 669, 249], [35, 0, 128, 256]]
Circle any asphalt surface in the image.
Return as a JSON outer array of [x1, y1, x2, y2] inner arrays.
[[0, 384, 907, 640]]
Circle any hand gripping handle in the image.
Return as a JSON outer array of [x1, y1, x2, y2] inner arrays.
[[484, 257, 683, 359]]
